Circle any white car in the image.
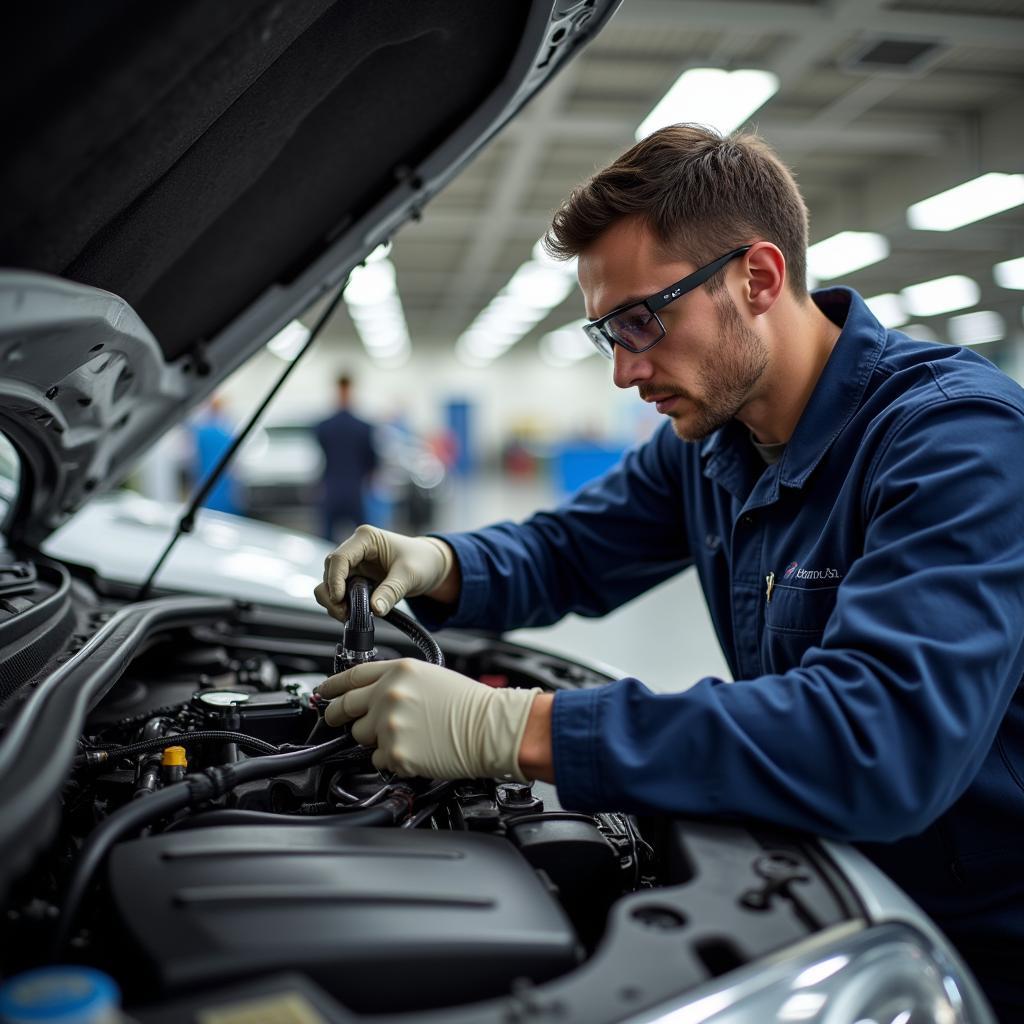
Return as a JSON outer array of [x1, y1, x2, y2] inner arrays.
[[45, 490, 332, 609], [0, 3, 996, 1022]]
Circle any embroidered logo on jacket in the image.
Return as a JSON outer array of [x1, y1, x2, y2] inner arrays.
[[784, 561, 842, 581]]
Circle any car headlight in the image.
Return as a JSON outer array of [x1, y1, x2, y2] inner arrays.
[[628, 921, 994, 1024]]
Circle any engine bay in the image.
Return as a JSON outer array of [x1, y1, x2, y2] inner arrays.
[[0, 569, 864, 1022]]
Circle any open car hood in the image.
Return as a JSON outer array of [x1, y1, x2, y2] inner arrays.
[[0, 0, 618, 545]]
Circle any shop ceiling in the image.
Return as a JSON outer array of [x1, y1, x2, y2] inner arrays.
[[335, 0, 1024, 358]]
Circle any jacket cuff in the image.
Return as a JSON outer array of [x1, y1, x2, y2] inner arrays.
[[405, 532, 491, 631], [551, 686, 607, 810]]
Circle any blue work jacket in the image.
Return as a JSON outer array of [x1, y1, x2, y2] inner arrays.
[[412, 288, 1024, 1006]]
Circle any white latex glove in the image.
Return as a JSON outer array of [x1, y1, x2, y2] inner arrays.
[[314, 525, 454, 621], [318, 658, 541, 781]]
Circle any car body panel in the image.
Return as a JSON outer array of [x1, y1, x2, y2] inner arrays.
[[43, 491, 333, 609], [0, 1, 620, 544]]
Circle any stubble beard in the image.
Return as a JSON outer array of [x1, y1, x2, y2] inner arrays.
[[668, 292, 769, 442]]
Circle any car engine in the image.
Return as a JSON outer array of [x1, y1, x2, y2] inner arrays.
[[0, 570, 878, 1022]]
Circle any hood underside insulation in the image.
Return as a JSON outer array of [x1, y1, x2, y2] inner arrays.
[[0, 1, 528, 360]]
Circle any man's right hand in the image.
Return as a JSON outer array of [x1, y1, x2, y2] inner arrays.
[[314, 525, 456, 621]]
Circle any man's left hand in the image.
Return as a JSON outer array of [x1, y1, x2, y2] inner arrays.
[[317, 659, 541, 781]]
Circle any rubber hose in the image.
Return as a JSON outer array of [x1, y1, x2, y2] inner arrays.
[[223, 738, 368, 786], [340, 574, 442, 666], [53, 735, 355, 955], [91, 730, 279, 759], [344, 576, 375, 654], [52, 782, 191, 955], [403, 802, 440, 829], [385, 605, 444, 666], [160, 795, 413, 831], [328, 776, 394, 809]]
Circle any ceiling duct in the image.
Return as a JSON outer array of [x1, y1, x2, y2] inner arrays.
[[840, 36, 948, 75]]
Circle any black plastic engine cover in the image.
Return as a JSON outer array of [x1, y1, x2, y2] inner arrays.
[[107, 825, 578, 1012]]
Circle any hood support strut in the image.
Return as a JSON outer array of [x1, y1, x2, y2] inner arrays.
[[138, 280, 348, 600]]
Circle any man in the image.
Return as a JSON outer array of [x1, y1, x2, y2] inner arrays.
[[313, 126, 1024, 1013], [314, 374, 377, 540]]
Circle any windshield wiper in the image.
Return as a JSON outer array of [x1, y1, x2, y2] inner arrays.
[[138, 281, 348, 601]]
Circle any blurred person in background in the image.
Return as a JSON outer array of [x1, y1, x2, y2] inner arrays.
[[190, 395, 244, 515], [315, 374, 377, 540]]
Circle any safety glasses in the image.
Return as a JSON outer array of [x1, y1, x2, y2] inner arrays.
[[582, 245, 752, 359]]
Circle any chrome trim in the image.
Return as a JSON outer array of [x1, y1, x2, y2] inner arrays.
[[620, 918, 995, 1024], [821, 839, 996, 1021], [618, 921, 995, 1024]]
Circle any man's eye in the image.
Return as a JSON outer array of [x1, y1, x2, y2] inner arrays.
[[616, 311, 653, 331]]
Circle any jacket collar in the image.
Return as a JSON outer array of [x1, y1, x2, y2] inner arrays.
[[701, 287, 886, 496]]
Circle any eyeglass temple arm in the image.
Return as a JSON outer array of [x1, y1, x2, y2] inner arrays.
[[646, 245, 752, 313]]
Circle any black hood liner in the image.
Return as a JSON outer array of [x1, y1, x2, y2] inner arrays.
[[1, 1, 529, 360]]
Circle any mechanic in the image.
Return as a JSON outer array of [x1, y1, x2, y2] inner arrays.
[[313, 125, 1024, 1013], [315, 373, 378, 541]]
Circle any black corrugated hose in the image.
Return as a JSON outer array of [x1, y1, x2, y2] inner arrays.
[[51, 736, 366, 955], [78, 730, 279, 765], [344, 574, 444, 668], [385, 606, 444, 666], [56, 579, 450, 949]]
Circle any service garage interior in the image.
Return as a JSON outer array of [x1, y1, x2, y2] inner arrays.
[[2, 2, 1024, 1023]]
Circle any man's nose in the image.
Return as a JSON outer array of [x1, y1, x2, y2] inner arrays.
[[612, 344, 654, 390]]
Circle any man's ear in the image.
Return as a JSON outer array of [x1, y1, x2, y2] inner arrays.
[[742, 242, 786, 315]]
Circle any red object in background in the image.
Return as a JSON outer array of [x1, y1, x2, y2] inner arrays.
[[503, 442, 535, 477], [428, 429, 459, 470], [478, 674, 509, 688]]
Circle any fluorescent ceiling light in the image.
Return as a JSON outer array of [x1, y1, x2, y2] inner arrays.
[[453, 343, 492, 369], [636, 68, 779, 141], [907, 173, 1024, 231], [505, 263, 577, 309], [948, 310, 1004, 346], [864, 293, 908, 328], [482, 295, 546, 330], [267, 320, 310, 362], [807, 231, 889, 280], [456, 238, 580, 365], [901, 323, 940, 343], [901, 275, 979, 317], [344, 258, 411, 366], [994, 256, 1024, 290], [460, 328, 518, 358]]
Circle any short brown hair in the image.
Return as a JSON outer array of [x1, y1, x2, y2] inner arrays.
[[545, 124, 809, 298]]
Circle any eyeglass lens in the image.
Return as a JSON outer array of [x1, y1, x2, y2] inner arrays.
[[605, 305, 662, 352]]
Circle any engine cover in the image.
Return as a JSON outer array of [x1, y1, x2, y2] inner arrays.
[[107, 825, 579, 1012]]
